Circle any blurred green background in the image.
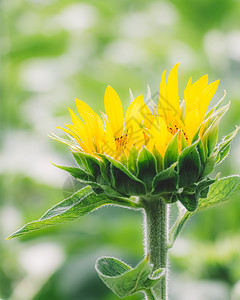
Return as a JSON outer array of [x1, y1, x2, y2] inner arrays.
[[0, 0, 240, 299]]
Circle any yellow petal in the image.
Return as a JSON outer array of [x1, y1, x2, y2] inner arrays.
[[166, 63, 180, 116], [158, 70, 168, 119], [184, 109, 200, 143], [185, 74, 211, 117], [125, 94, 147, 130], [68, 108, 93, 149], [104, 86, 124, 138], [102, 120, 116, 157], [68, 107, 84, 128], [57, 126, 93, 154], [142, 101, 154, 129], [75, 98, 105, 141], [75, 97, 96, 116], [185, 75, 208, 114], [148, 117, 167, 157], [184, 77, 193, 113], [198, 79, 220, 121], [192, 74, 208, 94], [126, 121, 145, 151]]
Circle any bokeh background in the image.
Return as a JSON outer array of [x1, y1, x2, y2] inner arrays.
[[1, 0, 240, 299]]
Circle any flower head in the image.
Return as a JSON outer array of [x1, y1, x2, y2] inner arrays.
[[51, 64, 237, 212]]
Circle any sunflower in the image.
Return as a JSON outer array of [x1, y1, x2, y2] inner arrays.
[[54, 63, 219, 161], [51, 63, 232, 210]]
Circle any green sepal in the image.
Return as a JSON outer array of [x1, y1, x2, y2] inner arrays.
[[111, 164, 146, 196], [6, 186, 140, 239], [52, 163, 95, 182], [216, 146, 230, 165], [197, 139, 205, 174], [203, 103, 229, 137], [95, 256, 164, 298], [152, 147, 163, 172], [202, 117, 220, 157], [49, 131, 79, 149], [198, 175, 240, 211], [120, 152, 127, 166], [178, 142, 201, 188], [137, 147, 157, 192], [196, 178, 216, 199], [191, 127, 201, 144], [151, 163, 178, 195], [164, 132, 179, 169], [202, 154, 216, 177], [181, 131, 188, 151], [215, 126, 239, 165], [72, 152, 101, 178], [104, 155, 146, 196], [72, 151, 87, 170], [163, 192, 178, 204], [178, 187, 198, 212], [127, 146, 139, 175], [98, 154, 111, 182]]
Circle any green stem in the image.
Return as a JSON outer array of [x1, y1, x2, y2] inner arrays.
[[142, 197, 168, 300], [168, 209, 191, 248]]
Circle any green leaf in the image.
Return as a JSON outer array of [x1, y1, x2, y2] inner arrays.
[[96, 257, 150, 297], [52, 163, 95, 182], [127, 146, 139, 175], [89, 183, 131, 199], [143, 268, 165, 289], [137, 147, 157, 192], [151, 163, 178, 195], [95, 256, 164, 298], [178, 142, 201, 188], [6, 186, 139, 239], [198, 176, 240, 210], [164, 132, 179, 169]]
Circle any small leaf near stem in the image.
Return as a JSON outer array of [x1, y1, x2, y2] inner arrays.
[[145, 289, 157, 300]]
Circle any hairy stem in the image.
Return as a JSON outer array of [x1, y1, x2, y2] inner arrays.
[[142, 198, 168, 300]]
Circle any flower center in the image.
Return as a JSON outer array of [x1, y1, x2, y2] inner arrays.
[[168, 124, 189, 143], [115, 133, 128, 154]]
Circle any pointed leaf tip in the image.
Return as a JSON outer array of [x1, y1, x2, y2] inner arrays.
[[6, 186, 139, 239]]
